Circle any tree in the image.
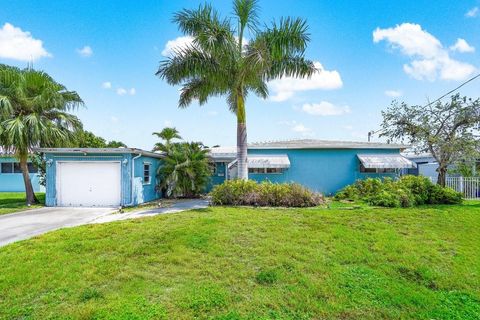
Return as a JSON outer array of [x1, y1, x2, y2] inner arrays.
[[0, 65, 83, 204], [157, 0, 316, 180], [380, 94, 480, 186], [106, 140, 127, 148], [152, 127, 182, 152], [158, 142, 211, 198], [77, 130, 107, 148]]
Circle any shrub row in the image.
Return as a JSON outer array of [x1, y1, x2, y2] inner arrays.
[[210, 180, 324, 207], [335, 175, 463, 207]]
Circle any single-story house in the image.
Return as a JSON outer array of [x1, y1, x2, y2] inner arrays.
[[402, 153, 439, 183], [36, 148, 164, 207], [209, 139, 416, 196], [0, 148, 44, 192]]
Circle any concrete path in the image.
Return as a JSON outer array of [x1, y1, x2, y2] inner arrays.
[[0, 199, 209, 247], [92, 199, 209, 224]]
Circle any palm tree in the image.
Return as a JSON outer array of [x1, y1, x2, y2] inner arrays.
[[152, 127, 182, 152], [157, 0, 316, 180], [158, 142, 211, 198], [0, 65, 83, 205]]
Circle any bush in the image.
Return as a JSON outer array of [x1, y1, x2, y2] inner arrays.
[[335, 175, 462, 208], [210, 180, 324, 207]]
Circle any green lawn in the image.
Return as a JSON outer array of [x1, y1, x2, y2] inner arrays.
[[0, 192, 45, 215], [0, 203, 479, 319]]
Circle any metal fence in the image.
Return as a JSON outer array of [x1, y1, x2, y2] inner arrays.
[[445, 177, 480, 200]]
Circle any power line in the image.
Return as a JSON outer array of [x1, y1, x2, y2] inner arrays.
[[367, 72, 480, 141]]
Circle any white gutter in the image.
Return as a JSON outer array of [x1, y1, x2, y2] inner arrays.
[[125, 153, 142, 207]]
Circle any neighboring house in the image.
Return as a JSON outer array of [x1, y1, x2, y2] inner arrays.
[[0, 148, 44, 192], [36, 148, 164, 207], [402, 153, 439, 183], [209, 139, 416, 196]]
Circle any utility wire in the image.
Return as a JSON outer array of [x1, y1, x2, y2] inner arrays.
[[367, 72, 480, 141]]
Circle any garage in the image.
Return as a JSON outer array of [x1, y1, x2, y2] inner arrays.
[[56, 161, 121, 207]]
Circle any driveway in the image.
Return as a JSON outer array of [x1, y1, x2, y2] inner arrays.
[[0, 199, 209, 247], [0, 207, 116, 247]]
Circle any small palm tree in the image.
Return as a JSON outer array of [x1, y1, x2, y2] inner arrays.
[[0, 65, 83, 205], [157, 0, 316, 180], [152, 127, 182, 152], [158, 142, 211, 198]]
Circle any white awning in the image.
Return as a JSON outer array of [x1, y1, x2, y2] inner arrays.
[[247, 155, 290, 169], [358, 154, 417, 169]]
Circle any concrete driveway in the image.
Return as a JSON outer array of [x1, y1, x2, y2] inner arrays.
[[0, 199, 210, 247], [0, 207, 116, 246]]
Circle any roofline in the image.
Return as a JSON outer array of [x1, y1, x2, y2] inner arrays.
[[34, 148, 165, 159], [248, 145, 409, 150]]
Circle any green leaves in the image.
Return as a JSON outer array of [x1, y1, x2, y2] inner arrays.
[[0, 64, 84, 155]]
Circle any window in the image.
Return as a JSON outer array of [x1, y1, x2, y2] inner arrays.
[[13, 163, 22, 173], [248, 167, 283, 174], [27, 163, 38, 173], [143, 163, 151, 184], [1, 163, 13, 174], [360, 164, 395, 173]]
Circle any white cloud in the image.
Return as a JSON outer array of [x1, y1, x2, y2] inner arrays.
[[450, 38, 475, 53], [161, 36, 194, 56], [110, 116, 119, 123], [466, 7, 479, 17], [301, 101, 351, 116], [384, 90, 402, 97], [278, 120, 313, 136], [0, 23, 51, 61], [77, 45, 93, 57], [373, 23, 476, 81], [116, 88, 127, 95], [102, 81, 112, 89], [268, 62, 343, 102], [116, 87, 135, 96], [163, 120, 173, 127], [208, 110, 218, 116]]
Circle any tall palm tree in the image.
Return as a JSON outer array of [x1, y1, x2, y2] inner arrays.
[[0, 65, 83, 205], [157, 0, 316, 179], [152, 127, 182, 152]]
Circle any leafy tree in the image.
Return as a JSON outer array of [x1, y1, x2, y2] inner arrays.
[[380, 94, 480, 186], [152, 127, 182, 152], [0, 65, 83, 204], [106, 140, 127, 148], [157, 0, 316, 180], [77, 130, 107, 148], [158, 142, 211, 198]]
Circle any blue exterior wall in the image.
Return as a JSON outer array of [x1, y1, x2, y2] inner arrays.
[[0, 156, 43, 192], [44, 153, 161, 206], [211, 148, 401, 196], [207, 162, 227, 191]]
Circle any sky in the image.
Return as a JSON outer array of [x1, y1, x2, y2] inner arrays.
[[0, 0, 479, 150]]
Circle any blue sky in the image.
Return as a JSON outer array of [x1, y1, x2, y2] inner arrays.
[[1, 0, 479, 149]]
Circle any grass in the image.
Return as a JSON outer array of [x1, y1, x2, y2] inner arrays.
[[0, 203, 479, 319], [0, 192, 45, 215]]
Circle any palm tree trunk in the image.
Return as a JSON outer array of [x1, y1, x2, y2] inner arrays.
[[236, 93, 248, 180], [19, 154, 38, 205]]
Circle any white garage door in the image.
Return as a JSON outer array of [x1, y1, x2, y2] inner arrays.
[[56, 162, 121, 207]]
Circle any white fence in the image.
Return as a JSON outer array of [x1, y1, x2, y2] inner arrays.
[[445, 177, 480, 200]]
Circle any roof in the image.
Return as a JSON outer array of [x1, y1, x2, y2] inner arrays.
[[248, 139, 408, 150], [358, 154, 417, 169], [34, 148, 165, 159], [0, 147, 15, 156], [208, 146, 237, 160]]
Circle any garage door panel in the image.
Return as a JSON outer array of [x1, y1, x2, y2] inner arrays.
[[57, 162, 121, 207]]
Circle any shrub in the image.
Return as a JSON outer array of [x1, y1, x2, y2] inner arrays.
[[209, 180, 324, 207], [335, 175, 462, 208]]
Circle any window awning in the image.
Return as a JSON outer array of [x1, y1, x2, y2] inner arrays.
[[358, 154, 417, 169], [247, 155, 290, 169]]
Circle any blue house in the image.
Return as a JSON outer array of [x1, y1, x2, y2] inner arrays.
[[209, 139, 415, 196], [36, 148, 163, 207], [0, 148, 44, 192]]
